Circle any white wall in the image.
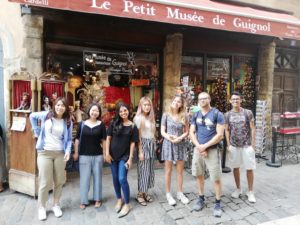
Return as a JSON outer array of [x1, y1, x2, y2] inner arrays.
[[0, 1, 26, 131]]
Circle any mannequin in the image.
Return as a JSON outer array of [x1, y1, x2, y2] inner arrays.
[[74, 101, 85, 123], [42, 96, 51, 111], [96, 70, 110, 87], [17, 92, 31, 110]]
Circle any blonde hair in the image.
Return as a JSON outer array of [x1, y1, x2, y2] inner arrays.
[[166, 95, 186, 124], [135, 96, 156, 134]]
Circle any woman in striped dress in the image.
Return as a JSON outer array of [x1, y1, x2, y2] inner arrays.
[[133, 96, 156, 206], [161, 95, 189, 206]]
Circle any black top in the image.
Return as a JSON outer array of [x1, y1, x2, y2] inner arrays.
[[75, 121, 107, 156], [107, 123, 139, 160]]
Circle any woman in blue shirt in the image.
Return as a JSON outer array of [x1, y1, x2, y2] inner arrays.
[[30, 97, 72, 221]]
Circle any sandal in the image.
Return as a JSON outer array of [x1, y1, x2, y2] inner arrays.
[[94, 201, 102, 208], [143, 193, 153, 203], [80, 204, 86, 210], [135, 193, 147, 206]]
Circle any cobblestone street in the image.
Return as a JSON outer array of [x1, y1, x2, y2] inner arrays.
[[0, 158, 299, 225]]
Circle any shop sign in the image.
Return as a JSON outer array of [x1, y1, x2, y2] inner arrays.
[[131, 79, 150, 86], [9, 0, 300, 40], [83, 51, 135, 75]]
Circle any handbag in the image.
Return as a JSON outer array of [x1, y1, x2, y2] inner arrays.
[[156, 138, 165, 163], [156, 114, 168, 163]]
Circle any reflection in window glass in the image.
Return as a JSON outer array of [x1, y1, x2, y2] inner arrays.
[[233, 56, 256, 109], [207, 57, 230, 112], [180, 56, 203, 107]]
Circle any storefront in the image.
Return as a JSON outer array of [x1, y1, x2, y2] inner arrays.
[[8, 1, 300, 119], [5, 0, 300, 195]]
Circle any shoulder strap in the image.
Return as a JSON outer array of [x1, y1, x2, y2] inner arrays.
[[244, 109, 251, 124], [194, 110, 201, 132], [79, 121, 84, 143], [212, 107, 219, 124]]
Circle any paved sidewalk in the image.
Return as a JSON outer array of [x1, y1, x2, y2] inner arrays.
[[257, 215, 300, 225], [0, 159, 300, 225]]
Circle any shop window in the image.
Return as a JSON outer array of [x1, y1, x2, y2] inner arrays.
[[233, 56, 256, 110], [46, 44, 160, 126], [207, 57, 230, 112], [180, 56, 203, 109]]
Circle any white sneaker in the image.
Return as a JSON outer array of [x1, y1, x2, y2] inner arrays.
[[246, 191, 256, 203], [177, 192, 190, 204], [38, 207, 47, 221], [231, 189, 242, 199], [52, 205, 63, 217], [166, 193, 176, 206]]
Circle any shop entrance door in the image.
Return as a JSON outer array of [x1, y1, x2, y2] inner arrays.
[[0, 40, 4, 129], [272, 71, 298, 114]]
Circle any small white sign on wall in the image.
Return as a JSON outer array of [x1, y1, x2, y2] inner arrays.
[[11, 117, 26, 132]]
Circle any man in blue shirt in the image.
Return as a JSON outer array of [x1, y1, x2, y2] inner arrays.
[[189, 92, 225, 217]]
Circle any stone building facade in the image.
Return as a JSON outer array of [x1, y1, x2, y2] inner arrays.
[[0, 0, 300, 175]]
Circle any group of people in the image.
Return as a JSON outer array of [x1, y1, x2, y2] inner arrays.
[[29, 91, 256, 221]]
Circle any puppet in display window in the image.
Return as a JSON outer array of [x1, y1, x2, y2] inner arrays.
[[74, 101, 85, 123], [96, 70, 110, 87], [42, 96, 51, 111], [17, 92, 31, 110], [50, 91, 58, 107]]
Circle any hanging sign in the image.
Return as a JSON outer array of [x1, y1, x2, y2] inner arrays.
[[83, 51, 135, 75]]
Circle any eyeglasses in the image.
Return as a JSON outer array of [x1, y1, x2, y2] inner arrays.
[[198, 97, 208, 101], [231, 98, 241, 101]]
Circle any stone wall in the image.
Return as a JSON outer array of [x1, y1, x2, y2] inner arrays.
[[162, 33, 182, 111], [257, 41, 276, 149]]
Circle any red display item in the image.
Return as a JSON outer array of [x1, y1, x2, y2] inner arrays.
[[104, 86, 131, 106], [279, 127, 300, 134]]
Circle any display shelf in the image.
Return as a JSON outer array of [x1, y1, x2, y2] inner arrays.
[[280, 112, 300, 119], [279, 127, 300, 134]]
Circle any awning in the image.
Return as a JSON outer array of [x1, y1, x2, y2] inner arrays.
[[9, 0, 300, 40]]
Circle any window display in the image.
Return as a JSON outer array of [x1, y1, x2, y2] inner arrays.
[[180, 56, 203, 110], [233, 56, 256, 110], [207, 57, 230, 112], [46, 44, 160, 126]]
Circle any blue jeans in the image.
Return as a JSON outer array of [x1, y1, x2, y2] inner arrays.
[[79, 155, 103, 205], [110, 160, 130, 204]]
